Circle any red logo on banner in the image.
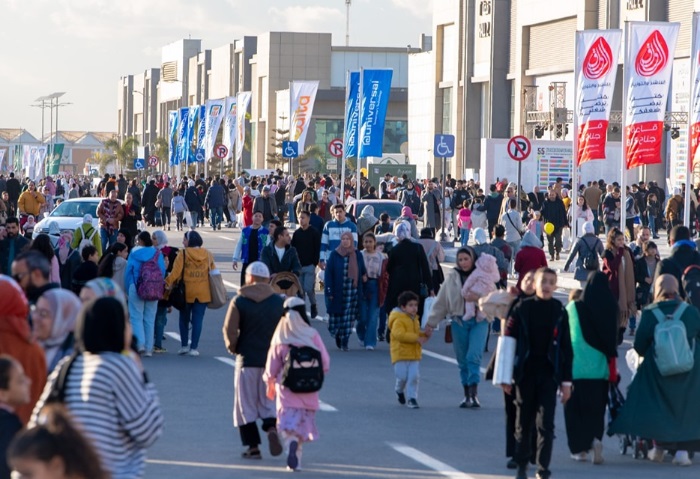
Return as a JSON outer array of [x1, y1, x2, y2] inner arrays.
[[583, 37, 613, 80], [691, 123, 700, 170], [635, 30, 669, 77]]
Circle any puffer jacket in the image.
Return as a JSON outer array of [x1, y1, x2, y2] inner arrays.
[[165, 247, 216, 303], [388, 308, 424, 363]]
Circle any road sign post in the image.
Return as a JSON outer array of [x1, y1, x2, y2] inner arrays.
[[282, 141, 299, 175], [506, 135, 532, 211], [434, 134, 455, 245]]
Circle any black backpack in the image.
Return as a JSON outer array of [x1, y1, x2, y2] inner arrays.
[[581, 238, 600, 271], [281, 346, 324, 393]]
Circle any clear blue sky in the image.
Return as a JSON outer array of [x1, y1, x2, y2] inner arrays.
[[0, 0, 432, 137]]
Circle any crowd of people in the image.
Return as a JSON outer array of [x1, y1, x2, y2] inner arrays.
[[1, 167, 700, 478]]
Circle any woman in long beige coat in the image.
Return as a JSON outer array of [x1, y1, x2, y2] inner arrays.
[[602, 227, 637, 340]]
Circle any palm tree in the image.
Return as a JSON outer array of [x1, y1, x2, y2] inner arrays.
[[152, 137, 169, 163], [293, 144, 324, 173], [103, 136, 139, 173], [92, 151, 114, 175]]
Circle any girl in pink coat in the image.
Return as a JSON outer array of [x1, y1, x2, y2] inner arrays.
[[264, 297, 330, 471], [457, 201, 472, 247], [461, 253, 500, 320]]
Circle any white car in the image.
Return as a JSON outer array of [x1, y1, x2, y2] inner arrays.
[[32, 198, 104, 239]]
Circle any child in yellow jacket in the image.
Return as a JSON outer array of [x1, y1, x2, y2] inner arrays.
[[389, 291, 428, 409]]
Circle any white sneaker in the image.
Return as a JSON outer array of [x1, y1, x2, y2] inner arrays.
[[143, 351, 153, 358], [592, 438, 604, 465], [188, 349, 200, 357], [673, 451, 692, 466], [365, 346, 374, 351], [570, 452, 588, 462], [178, 346, 190, 355], [648, 447, 664, 462]]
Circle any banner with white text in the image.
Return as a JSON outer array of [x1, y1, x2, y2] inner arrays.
[[168, 111, 178, 167], [624, 22, 679, 169], [575, 29, 621, 166], [359, 69, 393, 158], [344, 71, 360, 159]]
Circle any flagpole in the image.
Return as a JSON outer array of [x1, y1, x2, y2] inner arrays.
[[340, 71, 349, 201], [571, 31, 581, 239], [686, 13, 698, 228], [356, 67, 364, 202], [620, 22, 629, 239], [289, 81, 293, 176]]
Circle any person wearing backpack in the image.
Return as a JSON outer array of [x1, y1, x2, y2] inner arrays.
[[564, 222, 604, 288], [125, 231, 166, 357], [263, 296, 330, 471], [70, 214, 102, 257], [609, 274, 700, 466], [654, 225, 700, 299]]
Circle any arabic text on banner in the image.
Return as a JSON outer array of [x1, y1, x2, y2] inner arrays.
[[575, 30, 621, 166], [624, 22, 679, 169], [359, 69, 393, 158], [289, 81, 319, 151]]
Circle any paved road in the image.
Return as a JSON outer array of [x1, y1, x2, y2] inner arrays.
[[141, 225, 697, 478]]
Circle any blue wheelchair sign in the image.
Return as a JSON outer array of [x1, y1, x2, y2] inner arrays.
[[133, 158, 145, 170], [434, 134, 455, 158], [282, 141, 299, 158]]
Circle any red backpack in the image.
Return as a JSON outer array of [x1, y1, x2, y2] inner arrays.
[[136, 250, 164, 301]]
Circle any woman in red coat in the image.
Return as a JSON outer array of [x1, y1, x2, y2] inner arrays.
[[514, 231, 548, 291]]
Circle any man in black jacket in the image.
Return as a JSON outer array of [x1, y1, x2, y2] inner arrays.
[[116, 174, 128, 200], [260, 226, 301, 278], [479, 184, 504, 238], [541, 190, 568, 261], [0, 217, 29, 275], [5, 173, 21, 213], [654, 225, 700, 298], [292, 210, 321, 319]]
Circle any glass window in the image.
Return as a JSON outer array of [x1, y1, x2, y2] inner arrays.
[[442, 87, 452, 133]]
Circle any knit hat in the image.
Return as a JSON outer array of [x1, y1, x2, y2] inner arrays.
[[247, 261, 270, 279]]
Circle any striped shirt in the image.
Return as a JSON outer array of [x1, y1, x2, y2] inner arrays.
[[31, 353, 164, 479], [320, 219, 358, 262]]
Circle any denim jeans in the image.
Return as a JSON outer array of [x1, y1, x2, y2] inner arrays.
[[299, 264, 317, 306], [357, 279, 379, 348], [460, 228, 470, 247], [648, 214, 657, 236], [188, 211, 198, 229], [180, 300, 207, 350], [128, 284, 158, 352], [154, 305, 168, 349], [209, 206, 223, 228], [287, 203, 296, 224], [100, 227, 118, 251], [394, 360, 420, 400], [451, 317, 489, 386]]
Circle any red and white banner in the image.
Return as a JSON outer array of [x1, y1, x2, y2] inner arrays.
[[575, 30, 622, 166], [690, 13, 700, 170], [289, 81, 319, 151], [624, 22, 679, 169]]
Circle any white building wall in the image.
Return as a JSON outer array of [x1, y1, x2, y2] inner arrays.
[[209, 44, 235, 99], [330, 51, 410, 88], [408, 50, 436, 179]]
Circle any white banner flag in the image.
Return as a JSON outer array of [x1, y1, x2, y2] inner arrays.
[[624, 22, 679, 169], [204, 98, 226, 160], [236, 92, 252, 164], [0, 149, 5, 172], [690, 13, 700, 170], [289, 81, 319, 151], [221, 96, 237, 160], [575, 29, 622, 166]]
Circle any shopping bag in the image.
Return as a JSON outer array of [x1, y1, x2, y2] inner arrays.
[[208, 269, 228, 309], [562, 227, 572, 251], [421, 297, 436, 328]]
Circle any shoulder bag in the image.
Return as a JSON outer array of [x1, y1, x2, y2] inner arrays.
[[169, 251, 187, 311], [208, 251, 228, 309]]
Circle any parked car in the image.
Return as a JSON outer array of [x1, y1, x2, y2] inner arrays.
[[32, 197, 108, 239], [346, 199, 403, 222]]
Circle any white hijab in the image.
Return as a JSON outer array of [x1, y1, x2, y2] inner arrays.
[[270, 297, 318, 349]]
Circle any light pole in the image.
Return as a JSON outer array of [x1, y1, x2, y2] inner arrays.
[[31, 96, 50, 145]]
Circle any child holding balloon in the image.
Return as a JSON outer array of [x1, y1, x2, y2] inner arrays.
[[527, 210, 544, 244]]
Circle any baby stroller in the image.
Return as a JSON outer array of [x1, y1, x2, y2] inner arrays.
[[270, 271, 302, 298]]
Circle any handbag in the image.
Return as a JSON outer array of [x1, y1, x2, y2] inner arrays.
[[208, 252, 228, 309], [169, 251, 187, 311], [444, 323, 453, 343]]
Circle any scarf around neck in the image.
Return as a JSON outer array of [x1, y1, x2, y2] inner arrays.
[[335, 232, 359, 287]]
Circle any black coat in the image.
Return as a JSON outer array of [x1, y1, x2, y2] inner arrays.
[[5, 178, 21, 202], [184, 186, 203, 213], [385, 239, 432, 312], [654, 244, 700, 298], [0, 235, 29, 275], [141, 184, 159, 212], [260, 244, 302, 276], [541, 198, 568, 229]]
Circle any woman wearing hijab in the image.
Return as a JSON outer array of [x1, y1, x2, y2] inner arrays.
[[602, 227, 637, 342], [56, 230, 81, 290], [324, 232, 367, 351], [79, 277, 127, 312], [514, 231, 549, 291], [30, 297, 164, 479], [564, 272, 618, 464], [425, 247, 485, 407], [46, 221, 61, 249], [610, 274, 700, 466], [357, 205, 379, 248], [264, 297, 330, 471], [152, 230, 178, 353], [396, 206, 419, 240], [418, 227, 446, 292], [32, 289, 82, 373], [563, 221, 603, 288], [385, 222, 433, 316]]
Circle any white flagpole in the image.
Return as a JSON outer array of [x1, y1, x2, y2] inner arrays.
[[571, 31, 581, 238], [620, 22, 629, 238], [686, 14, 698, 228], [340, 70, 349, 201], [356, 67, 364, 202], [289, 81, 293, 176]]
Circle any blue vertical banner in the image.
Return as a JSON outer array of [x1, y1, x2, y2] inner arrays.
[[358, 69, 393, 158], [168, 111, 178, 166], [176, 107, 189, 165], [195, 105, 206, 162], [186, 105, 199, 164], [344, 71, 360, 159]]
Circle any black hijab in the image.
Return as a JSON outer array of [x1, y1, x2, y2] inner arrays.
[[75, 297, 127, 354], [576, 271, 618, 358]]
